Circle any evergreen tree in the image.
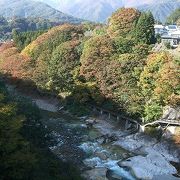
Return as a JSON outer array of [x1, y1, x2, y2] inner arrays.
[[134, 11, 155, 45]]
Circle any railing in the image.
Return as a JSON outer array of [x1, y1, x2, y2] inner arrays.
[[143, 119, 180, 128], [156, 119, 180, 125], [89, 104, 180, 132], [89, 104, 141, 131]]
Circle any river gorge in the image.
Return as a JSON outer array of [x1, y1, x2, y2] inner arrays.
[[6, 83, 180, 180]]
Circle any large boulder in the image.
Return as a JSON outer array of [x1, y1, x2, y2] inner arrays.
[[152, 174, 180, 180], [119, 148, 177, 179], [161, 106, 180, 121], [113, 133, 157, 152]]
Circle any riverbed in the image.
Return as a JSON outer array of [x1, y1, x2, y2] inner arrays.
[[41, 110, 137, 180], [6, 83, 180, 180]]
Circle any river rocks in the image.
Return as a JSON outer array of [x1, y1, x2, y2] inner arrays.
[[34, 99, 58, 112], [152, 174, 180, 180], [80, 116, 88, 120], [81, 135, 89, 141], [108, 133, 119, 142], [95, 150, 110, 160], [152, 142, 179, 162], [114, 131, 180, 179], [79, 142, 100, 154], [96, 136, 105, 144], [82, 167, 108, 180], [96, 133, 119, 144], [79, 142, 110, 160], [80, 124, 88, 129], [161, 106, 180, 120], [85, 119, 97, 129], [162, 126, 177, 139], [83, 157, 102, 168], [107, 169, 123, 180], [119, 148, 177, 179], [113, 133, 157, 152]]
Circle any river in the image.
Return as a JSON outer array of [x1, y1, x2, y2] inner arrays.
[[41, 110, 136, 180], [6, 83, 180, 180], [6, 83, 137, 179]]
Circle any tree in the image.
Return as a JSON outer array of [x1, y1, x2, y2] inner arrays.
[[114, 37, 134, 54], [12, 30, 46, 51], [48, 40, 81, 92], [80, 35, 115, 81], [133, 11, 155, 44], [0, 82, 83, 180], [107, 8, 141, 38], [0, 84, 36, 180], [139, 52, 180, 122], [177, 18, 180, 26]]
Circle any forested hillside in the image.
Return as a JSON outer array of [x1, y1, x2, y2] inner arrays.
[[0, 0, 82, 24], [0, 16, 53, 40], [0, 8, 179, 123], [166, 8, 180, 24], [137, 0, 180, 23], [0, 81, 82, 179]]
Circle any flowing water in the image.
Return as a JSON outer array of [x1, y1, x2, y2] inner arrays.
[[41, 110, 136, 180], [6, 84, 136, 179], [6, 83, 180, 180]]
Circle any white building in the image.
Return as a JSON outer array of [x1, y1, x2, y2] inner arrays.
[[154, 24, 167, 35], [155, 24, 180, 47], [161, 30, 180, 47], [165, 25, 178, 32]]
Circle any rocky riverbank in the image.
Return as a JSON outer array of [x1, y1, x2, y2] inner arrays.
[[5, 83, 180, 179], [117, 134, 179, 179], [19, 99, 180, 179], [82, 115, 180, 179]]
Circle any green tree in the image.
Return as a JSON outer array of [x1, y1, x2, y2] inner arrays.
[[48, 40, 81, 92], [13, 30, 47, 51], [114, 37, 134, 54], [133, 11, 155, 44], [139, 52, 180, 122], [0, 84, 36, 179], [0, 81, 83, 180], [80, 35, 115, 81]]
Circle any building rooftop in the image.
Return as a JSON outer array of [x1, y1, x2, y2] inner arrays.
[[154, 24, 164, 29], [168, 25, 177, 29]]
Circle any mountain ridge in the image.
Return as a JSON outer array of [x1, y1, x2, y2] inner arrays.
[[0, 0, 82, 24], [138, 0, 180, 22], [35, 0, 180, 23]]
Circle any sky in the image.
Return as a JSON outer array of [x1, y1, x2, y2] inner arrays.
[[36, 0, 156, 8]]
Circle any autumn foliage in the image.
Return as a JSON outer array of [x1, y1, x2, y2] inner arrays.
[[0, 8, 179, 122], [107, 8, 140, 37]]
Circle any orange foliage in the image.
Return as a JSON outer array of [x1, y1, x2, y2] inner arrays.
[[80, 35, 115, 80], [108, 8, 141, 37], [0, 44, 32, 80], [0, 42, 14, 52], [22, 24, 84, 57]]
